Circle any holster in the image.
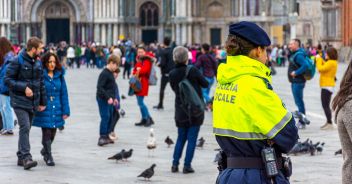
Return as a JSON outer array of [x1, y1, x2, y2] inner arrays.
[[217, 150, 227, 172]]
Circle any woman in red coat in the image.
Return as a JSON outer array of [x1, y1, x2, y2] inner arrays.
[[133, 46, 155, 127]]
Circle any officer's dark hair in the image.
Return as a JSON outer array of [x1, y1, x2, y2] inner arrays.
[[202, 43, 210, 52], [225, 34, 264, 56], [163, 37, 171, 46], [293, 39, 301, 48], [26, 37, 43, 52]]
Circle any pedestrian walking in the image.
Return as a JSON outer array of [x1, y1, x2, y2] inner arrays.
[[5, 37, 47, 170], [153, 37, 175, 110], [213, 21, 298, 184], [32, 52, 70, 166], [0, 37, 16, 135], [315, 47, 338, 130], [169, 46, 208, 174], [96, 55, 119, 146], [332, 60, 352, 184], [288, 39, 309, 129]]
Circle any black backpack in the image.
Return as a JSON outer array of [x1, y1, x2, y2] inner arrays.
[[179, 66, 205, 119]]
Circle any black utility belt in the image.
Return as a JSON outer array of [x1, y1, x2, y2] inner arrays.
[[226, 157, 283, 170]]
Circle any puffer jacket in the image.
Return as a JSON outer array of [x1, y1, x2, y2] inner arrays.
[[33, 69, 70, 128], [4, 50, 47, 111]]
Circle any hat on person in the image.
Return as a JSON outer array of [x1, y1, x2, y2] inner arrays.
[[229, 21, 271, 46]]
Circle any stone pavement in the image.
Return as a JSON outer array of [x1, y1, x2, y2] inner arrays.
[[0, 63, 348, 184]]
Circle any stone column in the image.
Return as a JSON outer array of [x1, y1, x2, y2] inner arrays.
[[181, 23, 187, 44], [290, 24, 296, 40], [82, 23, 86, 43], [113, 24, 118, 44], [176, 23, 181, 45], [107, 23, 112, 46], [187, 24, 192, 44], [119, 24, 124, 40], [94, 23, 100, 43], [102, 0, 106, 18], [101, 23, 106, 45], [4, 0, 7, 20], [0, 0, 3, 19]]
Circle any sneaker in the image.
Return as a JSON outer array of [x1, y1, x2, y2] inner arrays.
[[320, 123, 329, 129], [183, 166, 195, 174], [321, 123, 334, 130], [297, 122, 306, 129], [23, 159, 38, 170], [0, 129, 5, 134], [135, 119, 147, 126], [153, 105, 164, 110], [17, 159, 23, 167], [1, 130, 14, 135], [109, 132, 118, 140], [97, 137, 110, 146], [171, 165, 179, 173]]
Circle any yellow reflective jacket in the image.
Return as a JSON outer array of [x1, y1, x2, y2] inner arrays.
[[213, 55, 292, 140]]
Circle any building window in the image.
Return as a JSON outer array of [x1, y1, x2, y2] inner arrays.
[[140, 2, 159, 27]]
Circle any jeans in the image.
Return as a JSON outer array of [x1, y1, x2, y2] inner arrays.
[[136, 96, 150, 119], [0, 95, 14, 130], [97, 98, 113, 137], [14, 108, 33, 160], [172, 125, 200, 167], [202, 76, 214, 104], [321, 89, 333, 124], [291, 83, 306, 115]]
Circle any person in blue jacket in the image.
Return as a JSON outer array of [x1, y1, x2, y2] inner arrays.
[[33, 52, 70, 166]]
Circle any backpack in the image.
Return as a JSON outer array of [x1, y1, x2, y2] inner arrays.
[[0, 54, 24, 94], [291, 51, 316, 80], [148, 58, 158, 86], [178, 66, 205, 119]]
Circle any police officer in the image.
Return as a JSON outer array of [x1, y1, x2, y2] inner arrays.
[[213, 22, 299, 183]]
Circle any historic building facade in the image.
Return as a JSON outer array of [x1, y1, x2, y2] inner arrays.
[[0, 0, 301, 46]]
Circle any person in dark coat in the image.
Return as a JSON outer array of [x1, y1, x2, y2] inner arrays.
[[133, 46, 155, 127], [5, 37, 47, 170], [96, 55, 120, 146], [32, 52, 70, 166], [153, 37, 175, 110], [169, 46, 208, 174]]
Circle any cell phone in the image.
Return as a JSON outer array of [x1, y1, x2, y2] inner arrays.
[[261, 147, 279, 178]]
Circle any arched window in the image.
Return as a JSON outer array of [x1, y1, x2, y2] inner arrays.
[[140, 2, 159, 27]]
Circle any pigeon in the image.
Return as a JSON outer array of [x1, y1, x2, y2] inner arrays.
[[164, 136, 174, 148], [335, 149, 342, 155], [120, 109, 125, 117], [121, 95, 126, 99], [147, 129, 156, 156], [316, 142, 325, 154], [309, 141, 316, 156], [196, 137, 205, 149], [292, 111, 310, 125], [138, 164, 156, 180], [123, 149, 133, 161], [108, 149, 125, 162]]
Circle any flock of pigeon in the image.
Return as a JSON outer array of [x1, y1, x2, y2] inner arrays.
[[107, 128, 206, 181], [288, 138, 325, 156]]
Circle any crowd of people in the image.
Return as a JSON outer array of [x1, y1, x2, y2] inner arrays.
[[0, 20, 352, 183]]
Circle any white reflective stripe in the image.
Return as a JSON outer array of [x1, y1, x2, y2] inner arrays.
[[213, 128, 267, 139], [213, 112, 292, 140], [266, 112, 292, 138]]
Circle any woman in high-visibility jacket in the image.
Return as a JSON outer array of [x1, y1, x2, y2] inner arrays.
[[213, 21, 299, 184]]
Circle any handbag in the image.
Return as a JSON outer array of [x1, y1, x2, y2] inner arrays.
[[129, 75, 142, 95]]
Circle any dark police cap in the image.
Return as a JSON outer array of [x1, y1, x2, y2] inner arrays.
[[229, 21, 271, 46]]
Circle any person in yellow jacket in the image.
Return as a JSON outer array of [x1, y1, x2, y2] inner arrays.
[[315, 47, 338, 130], [213, 21, 298, 184]]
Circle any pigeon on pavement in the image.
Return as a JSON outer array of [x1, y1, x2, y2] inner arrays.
[[138, 164, 156, 180], [123, 149, 133, 161], [196, 137, 205, 149], [164, 136, 174, 148], [108, 149, 125, 162]]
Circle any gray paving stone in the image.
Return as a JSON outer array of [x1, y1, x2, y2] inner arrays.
[[0, 63, 348, 184]]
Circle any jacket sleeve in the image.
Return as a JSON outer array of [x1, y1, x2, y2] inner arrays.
[[159, 50, 167, 69], [4, 58, 28, 92], [272, 117, 299, 153], [193, 67, 208, 88], [294, 54, 309, 75], [96, 72, 109, 101], [213, 56, 218, 77], [138, 60, 152, 77], [60, 76, 70, 116], [316, 57, 334, 73], [39, 65, 47, 106]]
